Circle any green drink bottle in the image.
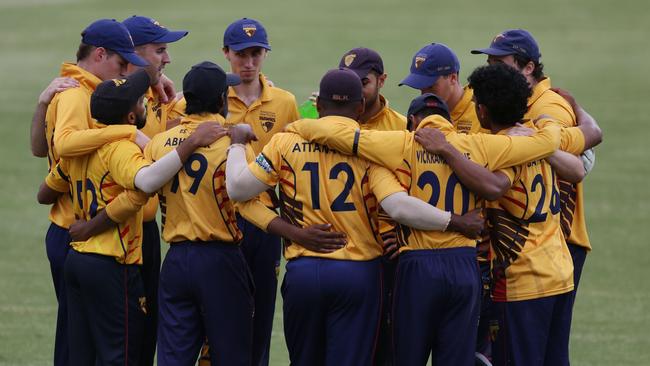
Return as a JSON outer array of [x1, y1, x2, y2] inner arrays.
[[298, 99, 318, 119]]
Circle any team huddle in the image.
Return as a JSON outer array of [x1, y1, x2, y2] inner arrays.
[[30, 15, 602, 366]]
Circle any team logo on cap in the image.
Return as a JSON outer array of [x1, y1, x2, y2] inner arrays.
[[344, 54, 357, 67], [492, 33, 506, 44], [243, 24, 257, 37], [139, 297, 147, 314], [112, 79, 127, 87], [415, 56, 426, 69], [151, 19, 166, 29], [331, 94, 350, 101]]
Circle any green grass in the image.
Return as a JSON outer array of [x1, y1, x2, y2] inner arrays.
[[1, 0, 649, 364]]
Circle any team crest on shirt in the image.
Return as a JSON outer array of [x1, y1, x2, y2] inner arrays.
[[414, 55, 426, 69], [344, 54, 356, 67], [243, 24, 257, 37], [260, 111, 276, 132]]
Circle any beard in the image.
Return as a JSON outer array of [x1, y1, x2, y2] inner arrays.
[[135, 110, 147, 129]]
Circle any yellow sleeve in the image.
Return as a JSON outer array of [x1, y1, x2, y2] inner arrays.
[[53, 89, 137, 158], [479, 125, 561, 171], [286, 119, 410, 170], [166, 97, 186, 121], [498, 166, 520, 187], [45, 162, 70, 193], [248, 135, 282, 187], [559, 127, 586, 155], [105, 190, 149, 223], [236, 200, 278, 232], [368, 164, 406, 202], [103, 141, 152, 190], [531, 96, 576, 128]]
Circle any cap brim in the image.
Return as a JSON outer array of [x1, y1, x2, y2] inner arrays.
[[228, 42, 272, 52], [470, 47, 514, 56], [118, 51, 149, 67], [398, 73, 439, 89], [226, 73, 241, 86], [154, 30, 189, 43]]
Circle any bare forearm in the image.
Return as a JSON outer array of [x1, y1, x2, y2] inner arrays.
[[84, 210, 117, 237], [437, 143, 508, 200], [547, 150, 585, 183], [30, 102, 48, 157], [576, 106, 602, 150]]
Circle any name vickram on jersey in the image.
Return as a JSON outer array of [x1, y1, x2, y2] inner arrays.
[[416, 148, 471, 165]]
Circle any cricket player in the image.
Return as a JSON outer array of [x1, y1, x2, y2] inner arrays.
[[472, 29, 603, 354], [225, 68, 489, 366], [122, 15, 188, 365], [36, 69, 226, 366], [166, 18, 300, 366], [147, 61, 345, 366], [465, 64, 601, 366], [400, 43, 486, 134], [29, 18, 150, 366]]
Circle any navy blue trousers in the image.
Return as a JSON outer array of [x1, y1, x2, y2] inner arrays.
[[392, 248, 480, 366], [238, 215, 281, 366], [374, 256, 397, 366], [282, 257, 383, 366], [45, 223, 71, 366], [138, 220, 160, 366], [157, 241, 254, 366], [568, 243, 587, 295], [64, 250, 145, 366], [476, 259, 496, 361], [493, 291, 573, 366]]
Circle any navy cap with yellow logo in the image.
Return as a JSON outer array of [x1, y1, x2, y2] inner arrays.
[[122, 15, 188, 46], [338, 47, 384, 79], [91, 69, 151, 124], [319, 68, 363, 103], [81, 19, 149, 67], [399, 43, 460, 90], [223, 18, 271, 52], [471, 29, 541, 62]]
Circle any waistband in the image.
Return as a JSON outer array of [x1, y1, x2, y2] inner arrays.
[[170, 239, 240, 248], [70, 250, 139, 266], [402, 246, 476, 258]]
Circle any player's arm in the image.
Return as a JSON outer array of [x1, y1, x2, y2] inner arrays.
[[547, 150, 585, 183], [30, 77, 79, 157], [551, 87, 603, 151], [37, 162, 70, 204], [226, 126, 274, 202], [285, 119, 409, 170], [133, 122, 228, 193], [414, 128, 511, 200], [68, 209, 116, 242]]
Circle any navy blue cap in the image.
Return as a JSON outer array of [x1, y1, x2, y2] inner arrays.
[[122, 16, 188, 46], [319, 68, 363, 102], [471, 29, 541, 62], [91, 69, 151, 124], [81, 19, 149, 67], [407, 93, 450, 120], [183, 61, 241, 105], [223, 18, 271, 51], [399, 43, 460, 89], [339, 47, 384, 79]]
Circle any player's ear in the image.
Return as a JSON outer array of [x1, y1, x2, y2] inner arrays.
[[94, 47, 107, 62], [450, 72, 459, 85], [407, 114, 415, 131], [126, 110, 136, 125], [522, 61, 535, 78], [377, 73, 387, 88], [222, 47, 230, 60]]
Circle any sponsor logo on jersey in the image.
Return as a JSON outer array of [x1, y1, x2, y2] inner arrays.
[[255, 154, 273, 173]]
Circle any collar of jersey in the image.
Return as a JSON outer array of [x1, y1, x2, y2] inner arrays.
[[364, 94, 389, 125], [181, 112, 225, 125], [60, 62, 102, 92], [528, 77, 552, 107], [227, 72, 272, 106], [417, 114, 455, 134], [451, 85, 474, 122]]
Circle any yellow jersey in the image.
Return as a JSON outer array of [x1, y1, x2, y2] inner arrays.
[[451, 86, 489, 135], [143, 113, 276, 243], [525, 77, 590, 250], [44, 63, 137, 229], [45, 139, 150, 264], [286, 115, 563, 252], [249, 116, 405, 261]]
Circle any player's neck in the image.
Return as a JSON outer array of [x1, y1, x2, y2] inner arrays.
[[446, 84, 464, 112], [77, 60, 98, 79], [232, 76, 262, 107], [360, 96, 383, 123]]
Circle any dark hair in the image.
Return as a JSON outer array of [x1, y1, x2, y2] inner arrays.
[[185, 95, 223, 115], [76, 43, 116, 62], [468, 64, 531, 126], [513, 54, 544, 81]]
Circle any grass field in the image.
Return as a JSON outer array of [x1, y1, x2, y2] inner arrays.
[[1, 0, 649, 364]]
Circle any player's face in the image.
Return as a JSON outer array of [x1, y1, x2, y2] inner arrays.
[[129, 95, 147, 129], [487, 54, 535, 85], [223, 47, 267, 84], [132, 43, 170, 84], [473, 95, 490, 130], [96, 48, 129, 80], [361, 72, 385, 109], [420, 74, 455, 103]]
